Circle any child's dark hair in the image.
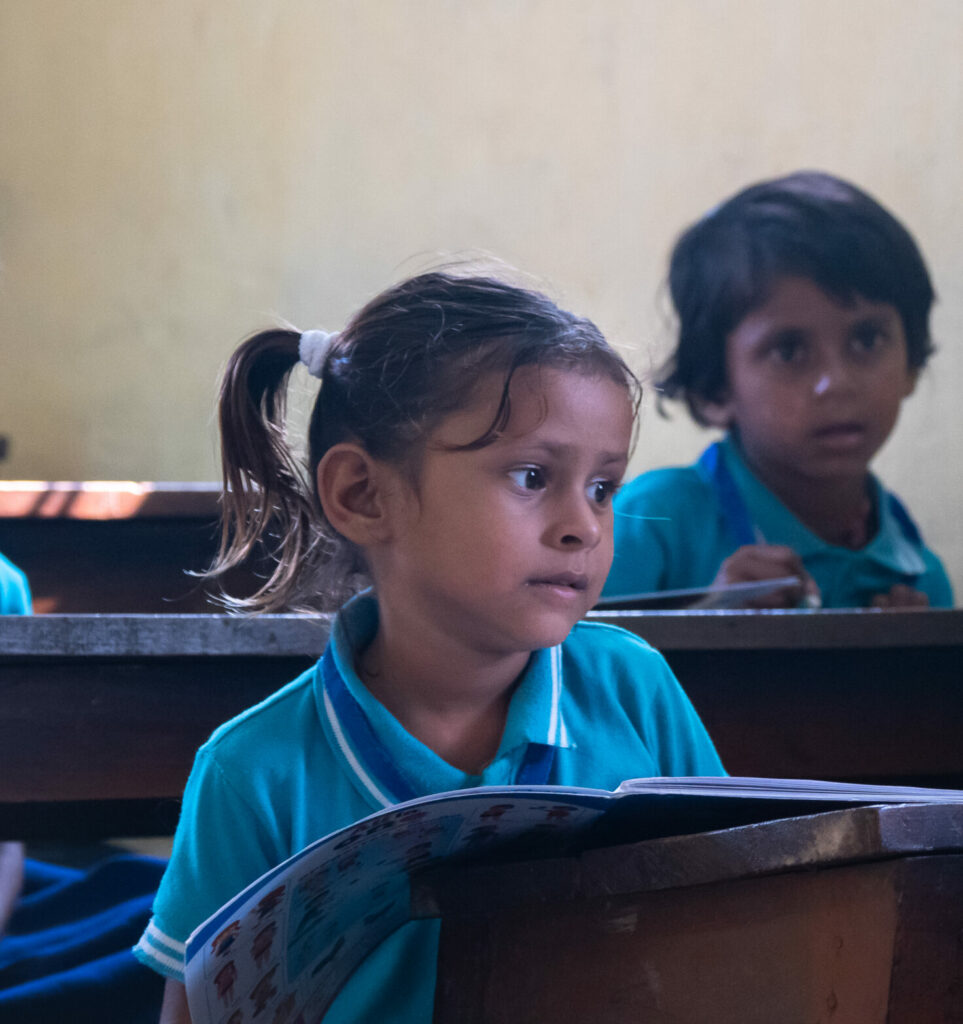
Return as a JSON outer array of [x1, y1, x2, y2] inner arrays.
[[659, 170, 936, 424], [208, 271, 639, 613]]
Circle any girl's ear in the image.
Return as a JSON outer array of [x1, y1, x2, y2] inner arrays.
[[316, 444, 402, 547], [692, 393, 734, 429]]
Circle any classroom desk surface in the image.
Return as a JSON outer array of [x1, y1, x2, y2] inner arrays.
[[418, 801, 963, 1023], [1, 608, 961, 838], [6, 605, 959, 654]]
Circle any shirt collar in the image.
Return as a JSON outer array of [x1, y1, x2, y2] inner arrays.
[[719, 434, 926, 575], [496, 643, 574, 755], [316, 591, 573, 807]]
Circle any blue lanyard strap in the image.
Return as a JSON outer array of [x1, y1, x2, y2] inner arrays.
[[698, 441, 757, 547], [517, 742, 556, 785], [887, 493, 922, 545], [321, 645, 420, 805], [887, 494, 923, 586], [320, 645, 557, 804]]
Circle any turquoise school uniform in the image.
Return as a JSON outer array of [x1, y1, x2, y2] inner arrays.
[[0, 552, 31, 614], [135, 592, 722, 1020], [604, 435, 953, 609]]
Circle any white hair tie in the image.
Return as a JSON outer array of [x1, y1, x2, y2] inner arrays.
[[298, 330, 339, 378]]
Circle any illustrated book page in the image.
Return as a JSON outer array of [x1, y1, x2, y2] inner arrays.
[[184, 776, 963, 1023]]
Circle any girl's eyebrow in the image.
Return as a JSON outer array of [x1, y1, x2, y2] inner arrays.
[[510, 440, 628, 465]]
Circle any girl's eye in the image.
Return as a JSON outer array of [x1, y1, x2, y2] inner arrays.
[[588, 479, 617, 506], [508, 466, 546, 491]]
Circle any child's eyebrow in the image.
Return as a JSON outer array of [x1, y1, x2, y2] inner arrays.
[[850, 313, 891, 327], [761, 325, 808, 340], [512, 440, 628, 465]]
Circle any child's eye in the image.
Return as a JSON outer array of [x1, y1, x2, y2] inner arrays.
[[767, 331, 806, 364], [850, 322, 886, 354], [587, 479, 618, 506], [508, 466, 546, 491]]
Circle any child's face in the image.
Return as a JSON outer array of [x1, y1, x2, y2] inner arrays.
[[380, 366, 633, 655], [706, 275, 916, 485]]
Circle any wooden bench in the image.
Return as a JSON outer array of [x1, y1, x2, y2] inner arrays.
[[1, 609, 961, 839]]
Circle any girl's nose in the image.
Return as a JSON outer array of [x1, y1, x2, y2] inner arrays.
[[553, 496, 602, 549]]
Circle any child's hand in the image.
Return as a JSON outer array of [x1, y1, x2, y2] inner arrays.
[[711, 544, 821, 608], [869, 584, 930, 609]]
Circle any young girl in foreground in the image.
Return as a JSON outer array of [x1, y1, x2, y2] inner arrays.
[[136, 272, 724, 1022], [604, 171, 953, 609]]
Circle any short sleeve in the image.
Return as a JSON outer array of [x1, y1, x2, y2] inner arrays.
[[605, 487, 669, 597], [624, 638, 727, 778], [561, 621, 727, 781], [919, 547, 955, 608], [133, 746, 286, 980], [604, 467, 722, 598]]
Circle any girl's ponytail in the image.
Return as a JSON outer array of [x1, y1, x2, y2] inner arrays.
[[207, 329, 333, 613]]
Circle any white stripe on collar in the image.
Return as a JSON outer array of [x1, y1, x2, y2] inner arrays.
[[547, 645, 565, 746]]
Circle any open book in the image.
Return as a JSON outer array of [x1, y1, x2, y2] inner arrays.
[[184, 776, 962, 1023]]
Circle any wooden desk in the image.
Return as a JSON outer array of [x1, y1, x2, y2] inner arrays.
[[0, 615, 326, 839], [418, 802, 963, 1023], [595, 607, 963, 789], [1, 610, 960, 839], [0, 481, 242, 612]]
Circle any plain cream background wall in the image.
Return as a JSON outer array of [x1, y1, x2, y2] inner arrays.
[[1, 0, 960, 596]]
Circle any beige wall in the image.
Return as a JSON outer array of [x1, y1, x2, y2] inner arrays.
[[1, 0, 961, 597]]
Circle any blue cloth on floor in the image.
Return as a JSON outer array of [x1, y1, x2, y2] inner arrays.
[[0, 855, 166, 1024]]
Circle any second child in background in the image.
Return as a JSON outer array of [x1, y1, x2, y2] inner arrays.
[[137, 270, 724, 1023], [604, 171, 953, 609]]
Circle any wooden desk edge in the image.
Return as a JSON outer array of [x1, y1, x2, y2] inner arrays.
[[2, 608, 960, 656], [411, 803, 963, 920], [0, 613, 332, 657]]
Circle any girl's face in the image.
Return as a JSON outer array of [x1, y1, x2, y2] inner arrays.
[[378, 366, 633, 656], [704, 275, 917, 488]]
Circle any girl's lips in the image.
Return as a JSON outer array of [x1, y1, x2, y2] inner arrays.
[[528, 573, 589, 592]]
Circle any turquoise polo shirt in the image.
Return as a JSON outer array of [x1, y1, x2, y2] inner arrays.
[[0, 552, 31, 614], [604, 435, 953, 608], [135, 592, 722, 1020]]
